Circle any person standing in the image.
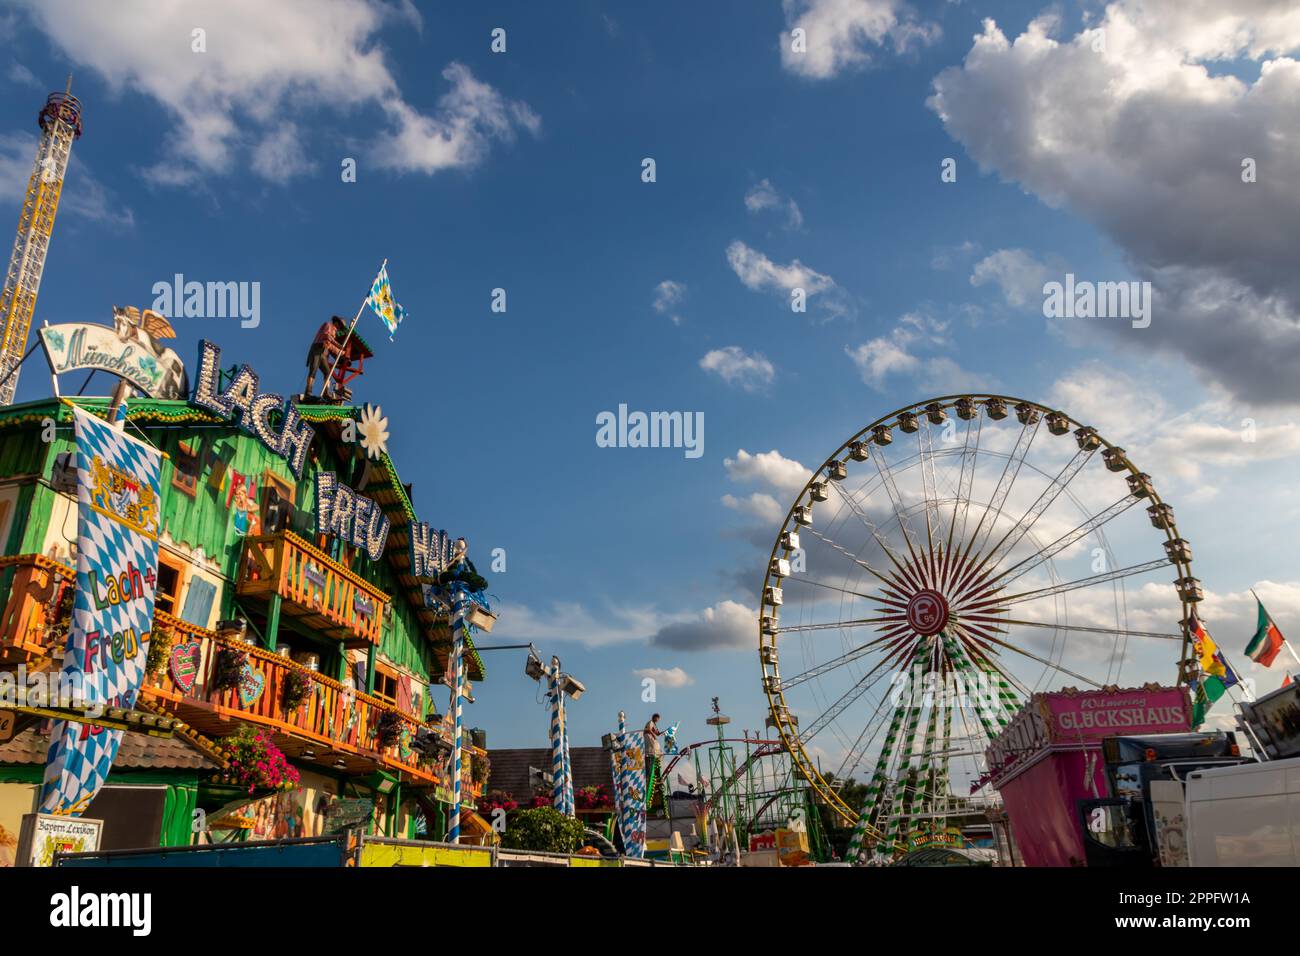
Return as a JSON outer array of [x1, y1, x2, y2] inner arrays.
[[644, 714, 662, 807]]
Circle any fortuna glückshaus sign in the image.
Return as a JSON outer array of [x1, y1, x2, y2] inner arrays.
[[315, 472, 390, 562], [190, 340, 314, 478]]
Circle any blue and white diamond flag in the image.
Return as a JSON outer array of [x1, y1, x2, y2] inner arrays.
[[39, 405, 163, 815]]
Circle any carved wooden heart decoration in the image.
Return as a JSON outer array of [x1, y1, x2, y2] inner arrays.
[[237, 663, 265, 707], [169, 640, 202, 694]]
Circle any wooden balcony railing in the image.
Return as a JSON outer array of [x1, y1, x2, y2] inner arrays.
[[236, 530, 389, 648], [143, 612, 479, 792], [0, 554, 74, 662], [0, 556, 483, 796]]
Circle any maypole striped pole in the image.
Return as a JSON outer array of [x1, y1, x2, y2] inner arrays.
[[560, 693, 574, 816], [447, 604, 468, 844], [548, 657, 566, 813]]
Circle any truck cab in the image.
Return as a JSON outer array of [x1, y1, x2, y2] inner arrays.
[[1078, 731, 1245, 867]]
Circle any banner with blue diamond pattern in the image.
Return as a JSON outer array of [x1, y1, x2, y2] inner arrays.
[[40, 405, 162, 815]]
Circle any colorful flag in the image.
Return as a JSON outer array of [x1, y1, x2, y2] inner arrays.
[[40, 405, 163, 814], [366, 263, 406, 340], [1246, 598, 1286, 667], [1190, 614, 1239, 726]]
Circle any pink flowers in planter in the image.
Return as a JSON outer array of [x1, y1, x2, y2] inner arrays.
[[223, 726, 301, 794], [575, 784, 614, 811]]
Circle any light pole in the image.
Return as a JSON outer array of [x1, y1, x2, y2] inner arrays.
[[524, 647, 585, 817]]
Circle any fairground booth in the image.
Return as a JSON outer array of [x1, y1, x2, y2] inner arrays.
[[983, 685, 1192, 867], [0, 306, 497, 862]]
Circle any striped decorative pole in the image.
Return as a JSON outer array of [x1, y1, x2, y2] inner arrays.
[[447, 597, 468, 844], [560, 691, 574, 816], [614, 710, 630, 842], [881, 653, 927, 858], [845, 697, 908, 862], [548, 657, 567, 813]]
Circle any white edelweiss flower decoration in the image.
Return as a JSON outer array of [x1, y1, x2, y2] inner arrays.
[[357, 403, 390, 460]]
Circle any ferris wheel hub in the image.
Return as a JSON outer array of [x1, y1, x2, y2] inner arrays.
[[905, 588, 950, 637]]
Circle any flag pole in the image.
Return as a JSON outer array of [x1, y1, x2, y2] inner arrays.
[[324, 258, 386, 398]]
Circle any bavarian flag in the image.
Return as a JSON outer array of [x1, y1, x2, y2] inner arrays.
[[367, 263, 406, 340], [1245, 597, 1286, 667], [1190, 614, 1239, 725]]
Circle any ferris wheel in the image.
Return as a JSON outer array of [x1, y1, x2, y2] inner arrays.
[[756, 394, 1202, 862]]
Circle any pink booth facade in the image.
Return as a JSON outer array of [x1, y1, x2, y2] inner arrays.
[[986, 685, 1192, 867]]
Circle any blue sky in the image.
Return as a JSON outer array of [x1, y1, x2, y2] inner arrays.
[[3, 0, 1300, 764]]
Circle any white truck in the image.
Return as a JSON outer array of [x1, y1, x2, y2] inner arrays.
[[1183, 753, 1300, 866]]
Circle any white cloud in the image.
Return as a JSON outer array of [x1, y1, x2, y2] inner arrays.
[[722, 491, 785, 524], [652, 279, 686, 324], [7, 61, 40, 88], [931, 239, 980, 271], [649, 600, 755, 651], [699, 346, 776, 391], [928, 2, 1300, 405], [0, 132, 133, 228], [378, 63, 540, 176], [970, 248, 1052, 309], [727, 239, 833, 294], [724, 448, 812, 495], [844, 312, 992, 391], [1049, 362, 1300, 493], [250, 123, 317, 184], [780, 0, 941, 79], [489, 601, 673, 649], [633, 666, 695, 689], [726, 239, 850, 318], [745, 178, 803, 229], [15, 0, 539, 185]]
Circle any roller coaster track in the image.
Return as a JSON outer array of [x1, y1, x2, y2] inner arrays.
[[658, 738, 787, 817]]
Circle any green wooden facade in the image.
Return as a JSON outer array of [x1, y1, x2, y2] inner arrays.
[[0, 396, 480, 686]]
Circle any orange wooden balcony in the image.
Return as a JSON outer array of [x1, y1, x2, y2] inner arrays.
[[0, 554, 74, 663], [144, 611, 473, 789], [236, 530, 389, 648]]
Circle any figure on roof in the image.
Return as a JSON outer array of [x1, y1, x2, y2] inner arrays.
[[303, 316, 373, 402]]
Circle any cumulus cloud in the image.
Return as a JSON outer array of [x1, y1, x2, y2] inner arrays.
[[633, 666, 695, 689], [652, 279, 686, 324], [722, 491, 785, 524], [844, 312, 992, 391], [970, 248, 1052, 309], [780, 0, 941, 79], [745, 178, 803, 229], [649, 600, 755, 651], [6, 61, 40, 88], [699, 346, 776, 391], [928, 1, 1300, 404], [1049, 362, 1300, 494], [724, 448, 812, 495], [726, 239, 851, 319], [489, 601, 671, 648], [14, 0, 539, 185]]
